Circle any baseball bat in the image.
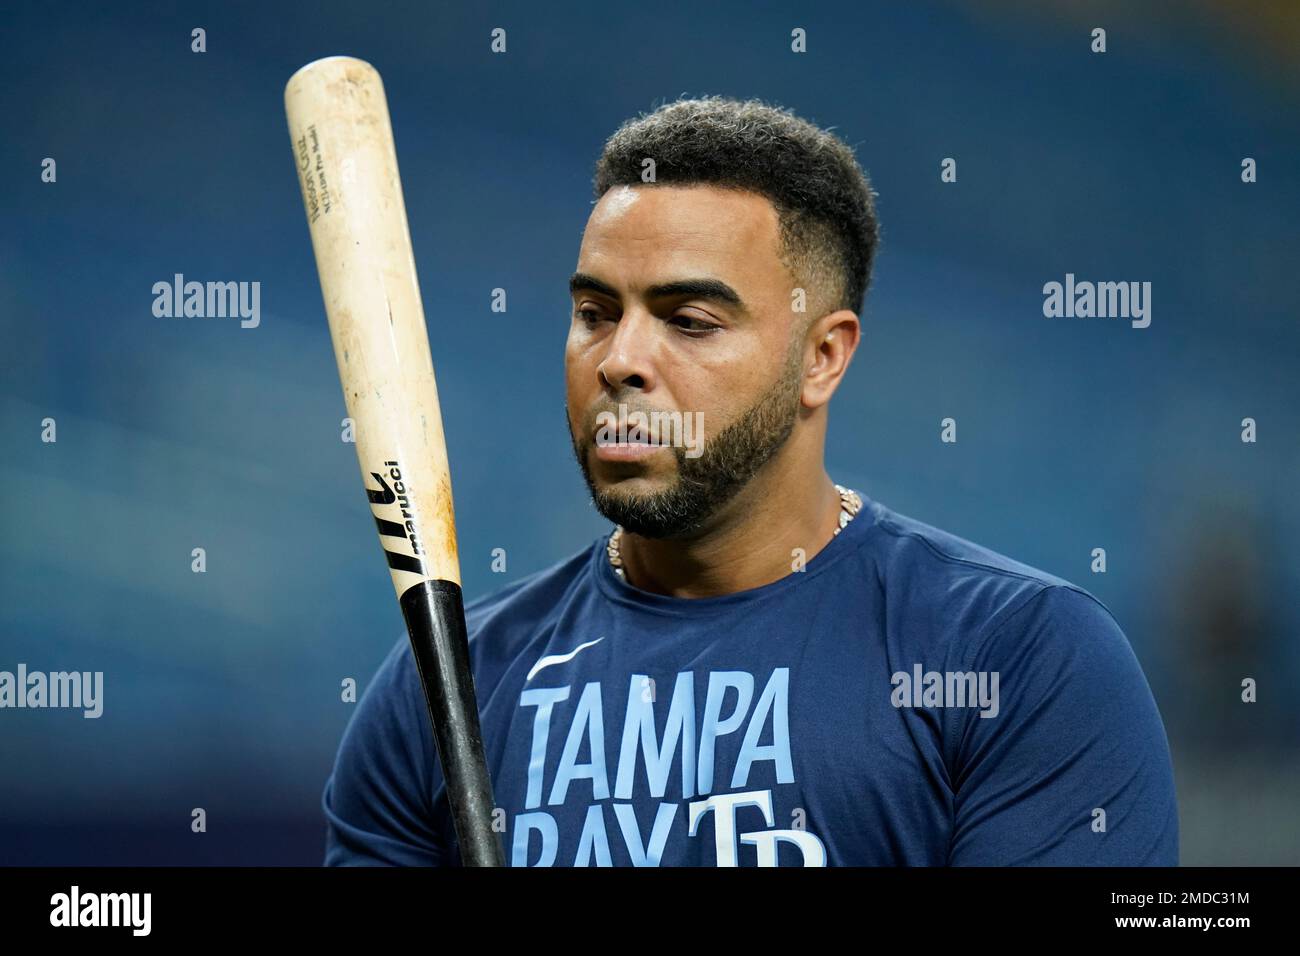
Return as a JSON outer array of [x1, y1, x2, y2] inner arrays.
[[285, 56, 504, 866]]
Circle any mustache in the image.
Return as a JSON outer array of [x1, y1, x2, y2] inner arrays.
[[584, 402, 671, 423], [582, 403, 674, 438]]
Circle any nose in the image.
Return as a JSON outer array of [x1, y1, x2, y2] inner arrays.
[[597, 309, 657, 393]]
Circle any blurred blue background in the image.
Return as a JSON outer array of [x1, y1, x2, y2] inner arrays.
[[1, 0, 1296, 865]]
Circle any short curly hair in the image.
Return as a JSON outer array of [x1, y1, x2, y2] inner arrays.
[[592, 95, 881, 320]]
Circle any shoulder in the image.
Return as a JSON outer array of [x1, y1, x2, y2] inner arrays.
[[861, 499, 1121, 659]]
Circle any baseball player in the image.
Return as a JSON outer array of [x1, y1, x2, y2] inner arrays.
[[323, 96, 1178, 867]]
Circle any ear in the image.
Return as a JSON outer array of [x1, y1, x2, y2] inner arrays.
[[801, 310, 861, 409]]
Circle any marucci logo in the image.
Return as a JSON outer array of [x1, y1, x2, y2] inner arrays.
[[365, 460, 425, 575]]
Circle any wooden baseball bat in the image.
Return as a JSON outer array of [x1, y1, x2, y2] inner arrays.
[[285, 55, 504, 866]]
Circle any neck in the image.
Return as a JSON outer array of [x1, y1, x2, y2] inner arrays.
[[616, 457, 843, 598]]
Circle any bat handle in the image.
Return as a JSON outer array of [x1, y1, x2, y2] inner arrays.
[[399, 580, 506, 867]]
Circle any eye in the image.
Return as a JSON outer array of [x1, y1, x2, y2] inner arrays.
[[575, 307, 606, 326], [669, 314, 719, 335]]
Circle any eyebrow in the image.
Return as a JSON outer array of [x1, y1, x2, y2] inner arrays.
[[568, 271, 746, 312]]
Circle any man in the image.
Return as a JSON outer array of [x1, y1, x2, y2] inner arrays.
[[323, 96, 1178, 866]]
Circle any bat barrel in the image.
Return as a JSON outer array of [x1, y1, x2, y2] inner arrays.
[[285, 55, 460, 593]]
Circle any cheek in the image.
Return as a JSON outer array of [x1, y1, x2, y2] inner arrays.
[[676, 380, 734, 445], [565, 319, 601, 359], [564, 335, 595, 407], [685, 349, 779, 439], [563, 334, 583, 376]]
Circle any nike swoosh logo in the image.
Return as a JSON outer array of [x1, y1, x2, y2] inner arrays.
[[527, 637, 605, 681]]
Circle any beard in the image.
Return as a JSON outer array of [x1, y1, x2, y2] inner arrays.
[[567, 341, 804, 539]]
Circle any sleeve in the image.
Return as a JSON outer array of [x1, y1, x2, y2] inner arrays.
[[322, 635, 450, 866], [945, 585, 1179, 865]]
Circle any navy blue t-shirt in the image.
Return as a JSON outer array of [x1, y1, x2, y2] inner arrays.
[[323, 495, 1178, 866]]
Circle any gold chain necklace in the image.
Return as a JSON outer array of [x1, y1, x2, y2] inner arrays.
[[607, 484, 863, 580]]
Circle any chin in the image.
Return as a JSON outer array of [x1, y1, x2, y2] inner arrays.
[[592, 473, 669, 501]]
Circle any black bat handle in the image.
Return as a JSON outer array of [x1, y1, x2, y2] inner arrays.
[[399, 579, 506, 867]]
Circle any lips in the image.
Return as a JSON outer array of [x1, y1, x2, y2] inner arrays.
[[589, 411, 666, 462], [593, 429, 656, 446], [591, 415, 658, 446], [592, 439, 664, 462]]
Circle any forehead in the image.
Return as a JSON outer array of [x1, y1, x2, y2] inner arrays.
[[579, 185, 784, 278]]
